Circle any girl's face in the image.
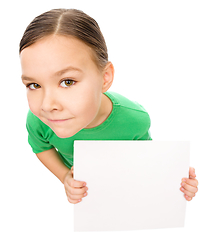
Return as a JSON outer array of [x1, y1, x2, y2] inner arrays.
[[20, 35, 112, 138]]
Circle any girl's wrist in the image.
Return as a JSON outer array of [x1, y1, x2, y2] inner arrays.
[[63, 169, 72, 184]]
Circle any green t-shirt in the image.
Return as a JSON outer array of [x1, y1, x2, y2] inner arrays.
[[26, 91, 152, 168]]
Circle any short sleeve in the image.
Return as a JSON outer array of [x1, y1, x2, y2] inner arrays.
[[133, 111, 152, 140], [137, 130, 152, 140], [26, 110, 54, 154]]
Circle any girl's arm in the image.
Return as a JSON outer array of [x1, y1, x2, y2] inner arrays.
[[36, 148, 88, 203], [36, 148, 70, 183]]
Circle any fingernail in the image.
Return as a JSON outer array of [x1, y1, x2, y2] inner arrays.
[[182, 178, 186, 182], [186, 195, 191, 200]]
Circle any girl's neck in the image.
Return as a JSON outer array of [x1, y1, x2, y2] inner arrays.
[[85, 93, 113, 129]]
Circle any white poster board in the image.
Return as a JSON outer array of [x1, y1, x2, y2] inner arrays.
[[73, 141, 190, 232]]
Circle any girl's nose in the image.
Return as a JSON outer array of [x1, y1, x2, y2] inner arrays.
[[41, 91, 61, 112]]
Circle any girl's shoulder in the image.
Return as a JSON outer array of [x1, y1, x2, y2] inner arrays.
[[105, 91, 149, 114], [105, 91, 151, 129], [26, 110, 52, 136], [27, 110, 46, 127]]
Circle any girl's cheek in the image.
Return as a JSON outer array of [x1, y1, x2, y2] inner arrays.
[[28, 103, 38, 116], [27, 95, 41, 116]]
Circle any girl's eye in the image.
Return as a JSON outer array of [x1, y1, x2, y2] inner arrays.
[[28, 83, 41, 90], [60, 79, 76, 88]]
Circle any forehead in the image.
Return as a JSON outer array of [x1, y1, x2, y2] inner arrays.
[[20, 35, 98, 77]]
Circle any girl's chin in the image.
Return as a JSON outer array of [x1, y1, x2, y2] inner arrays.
[[54, 131, 74, 138], [52, 128, 80, 139]]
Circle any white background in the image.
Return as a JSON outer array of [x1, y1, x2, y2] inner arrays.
[[1, 0, 205, 239]]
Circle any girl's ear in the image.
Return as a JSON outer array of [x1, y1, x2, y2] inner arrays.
[[102, 62, 114, 93]]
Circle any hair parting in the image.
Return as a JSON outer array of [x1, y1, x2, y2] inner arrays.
[[19, 8, 108, 71]]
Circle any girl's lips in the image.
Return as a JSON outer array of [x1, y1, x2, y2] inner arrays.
[[48, 119, 70, 123]]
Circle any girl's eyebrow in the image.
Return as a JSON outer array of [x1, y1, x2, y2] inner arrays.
[[54, 66, 83, 76], [21, 66, 83, 82], [21, 76, 34, 82]]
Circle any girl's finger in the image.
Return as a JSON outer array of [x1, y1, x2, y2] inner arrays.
[[189, 167, 196, 179], [67, 190, 87, 200], [68, 178, 86, 188], [182, 178, 198, 187], [189, 174, 196, 179], [67, 196, 82, 204], [67, 185, 88, 196], [184, 194, 192, 201], [71, 166, 74, 175], [180, 187, 196, 198], [181, 182, 198, 194]]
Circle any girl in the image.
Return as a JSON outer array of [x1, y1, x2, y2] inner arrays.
[[20, 8, 198, 204]]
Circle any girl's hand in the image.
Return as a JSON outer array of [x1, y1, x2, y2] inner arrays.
[[63, 166, 88, 204], [180, 167, 198, 201]]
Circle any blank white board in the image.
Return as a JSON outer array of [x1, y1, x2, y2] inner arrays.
[[73, 141, 190, 232]]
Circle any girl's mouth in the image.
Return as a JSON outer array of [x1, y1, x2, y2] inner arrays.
[[48, 119, 70, 123]]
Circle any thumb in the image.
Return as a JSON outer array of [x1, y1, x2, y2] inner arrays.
[[189, 167, 196, 179]]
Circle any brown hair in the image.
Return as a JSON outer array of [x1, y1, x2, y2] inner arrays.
[[19, 9, 108, 70]]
